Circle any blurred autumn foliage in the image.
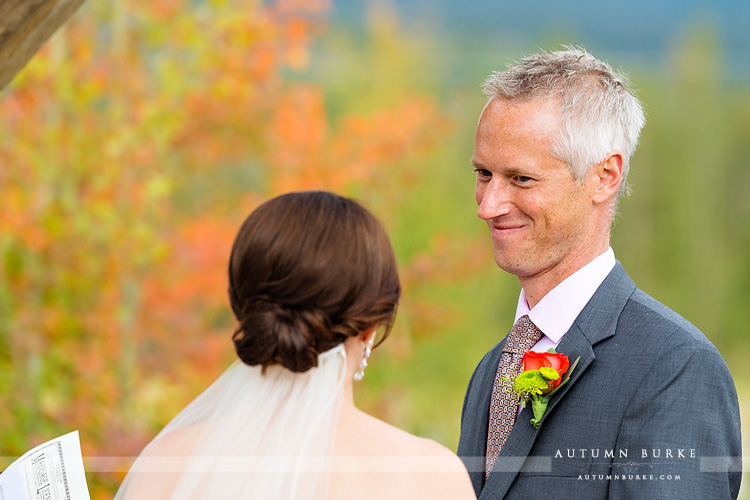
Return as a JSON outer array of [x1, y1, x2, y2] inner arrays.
[[0, 0, 485, 497], [7, 1, 750, 498]]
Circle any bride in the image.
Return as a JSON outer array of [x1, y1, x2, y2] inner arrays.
[[114, 191, 475, 499]]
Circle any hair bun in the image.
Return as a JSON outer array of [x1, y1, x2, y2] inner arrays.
[[228, 191, 401, 373], [233, 301, 336, 373]]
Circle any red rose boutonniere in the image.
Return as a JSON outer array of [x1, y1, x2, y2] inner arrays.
[[510, 349, 580, 429]]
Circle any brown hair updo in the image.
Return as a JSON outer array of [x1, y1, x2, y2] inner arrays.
[[228, 191, 401, 373]]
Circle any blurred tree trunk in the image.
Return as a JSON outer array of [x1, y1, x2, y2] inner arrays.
[[0, 0, 86, 90]]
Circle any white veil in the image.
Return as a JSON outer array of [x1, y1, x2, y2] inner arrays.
[[114, 344, 347, 500]]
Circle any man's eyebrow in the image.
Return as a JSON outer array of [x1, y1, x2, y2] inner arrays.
[[471, 160, 527, 174]]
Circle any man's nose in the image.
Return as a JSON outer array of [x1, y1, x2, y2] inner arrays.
[[476, 181, 511, 221]]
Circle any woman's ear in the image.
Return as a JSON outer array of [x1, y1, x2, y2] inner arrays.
[[358, 324, 377, 344]]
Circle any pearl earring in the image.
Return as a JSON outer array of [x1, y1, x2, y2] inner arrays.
[[353, 339, 374, 381]]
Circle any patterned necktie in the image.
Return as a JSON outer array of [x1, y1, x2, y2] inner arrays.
[[485, 315, 544, 478]]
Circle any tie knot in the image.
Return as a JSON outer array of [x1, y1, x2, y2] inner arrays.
[[503, 315, 544, 354]]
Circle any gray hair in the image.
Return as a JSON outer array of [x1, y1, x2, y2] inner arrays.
[[482, 46, 646, 203]]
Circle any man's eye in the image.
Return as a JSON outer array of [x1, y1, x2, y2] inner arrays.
[[474, 168, 492, 178], [514, 175, 534, 184]]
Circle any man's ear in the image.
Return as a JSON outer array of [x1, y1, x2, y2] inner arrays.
[[358, 324, 377, 344], [592, 151, 623, 205]]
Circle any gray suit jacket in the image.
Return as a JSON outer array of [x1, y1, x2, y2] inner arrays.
[[458, 262, 742, 499]]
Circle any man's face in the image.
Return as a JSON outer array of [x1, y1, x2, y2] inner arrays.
[[471, 97, 600, 284]]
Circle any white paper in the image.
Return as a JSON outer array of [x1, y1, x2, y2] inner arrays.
[[0, 431, 90, 500]]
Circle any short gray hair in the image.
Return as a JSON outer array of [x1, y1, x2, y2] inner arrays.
[[482, 46, 645, 203]]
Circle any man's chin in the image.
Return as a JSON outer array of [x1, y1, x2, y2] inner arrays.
[[493, 255, 529, 277]]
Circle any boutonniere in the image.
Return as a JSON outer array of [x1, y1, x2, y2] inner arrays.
[[509, 349, 580, 429]]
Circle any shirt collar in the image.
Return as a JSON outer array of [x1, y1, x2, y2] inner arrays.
[[514, 248, 616, 343]]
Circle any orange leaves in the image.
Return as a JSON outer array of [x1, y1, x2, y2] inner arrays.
[[276, 0, 331, 15], [285, 18, 311, 45], [141, 216, 239, 315], [281, 17, 316, 69], [270, 85, 328, 190], [256, 42, 280, 77], [1, 2, 472, 497], [331, 98, 451, 178], [163, 5, 327, 171], [145, 0, 181, 21], [133, 212, 251, 386], [269, 92, 451, 194], [1, 189, 49, 253]]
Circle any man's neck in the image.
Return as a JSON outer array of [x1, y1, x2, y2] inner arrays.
[[519, 240, 610, 309]]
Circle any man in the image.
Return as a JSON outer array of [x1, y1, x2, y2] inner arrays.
[[457, 47, 742, 499]]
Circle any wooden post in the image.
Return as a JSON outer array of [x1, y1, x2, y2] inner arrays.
[[0, 0, 86, 91]]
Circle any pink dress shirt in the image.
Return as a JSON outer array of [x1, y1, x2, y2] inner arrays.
[[514, 247, 616, 353]]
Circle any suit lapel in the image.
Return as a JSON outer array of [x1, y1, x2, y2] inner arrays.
[[481, 326, 596, 499], [541, 323, 596, 419], [479, 262, 637, 500]]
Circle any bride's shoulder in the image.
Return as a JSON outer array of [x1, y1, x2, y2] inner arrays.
[[333, 409, 476, 499], [340, 408, 458, 459], [373, 416, 457, 458]]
